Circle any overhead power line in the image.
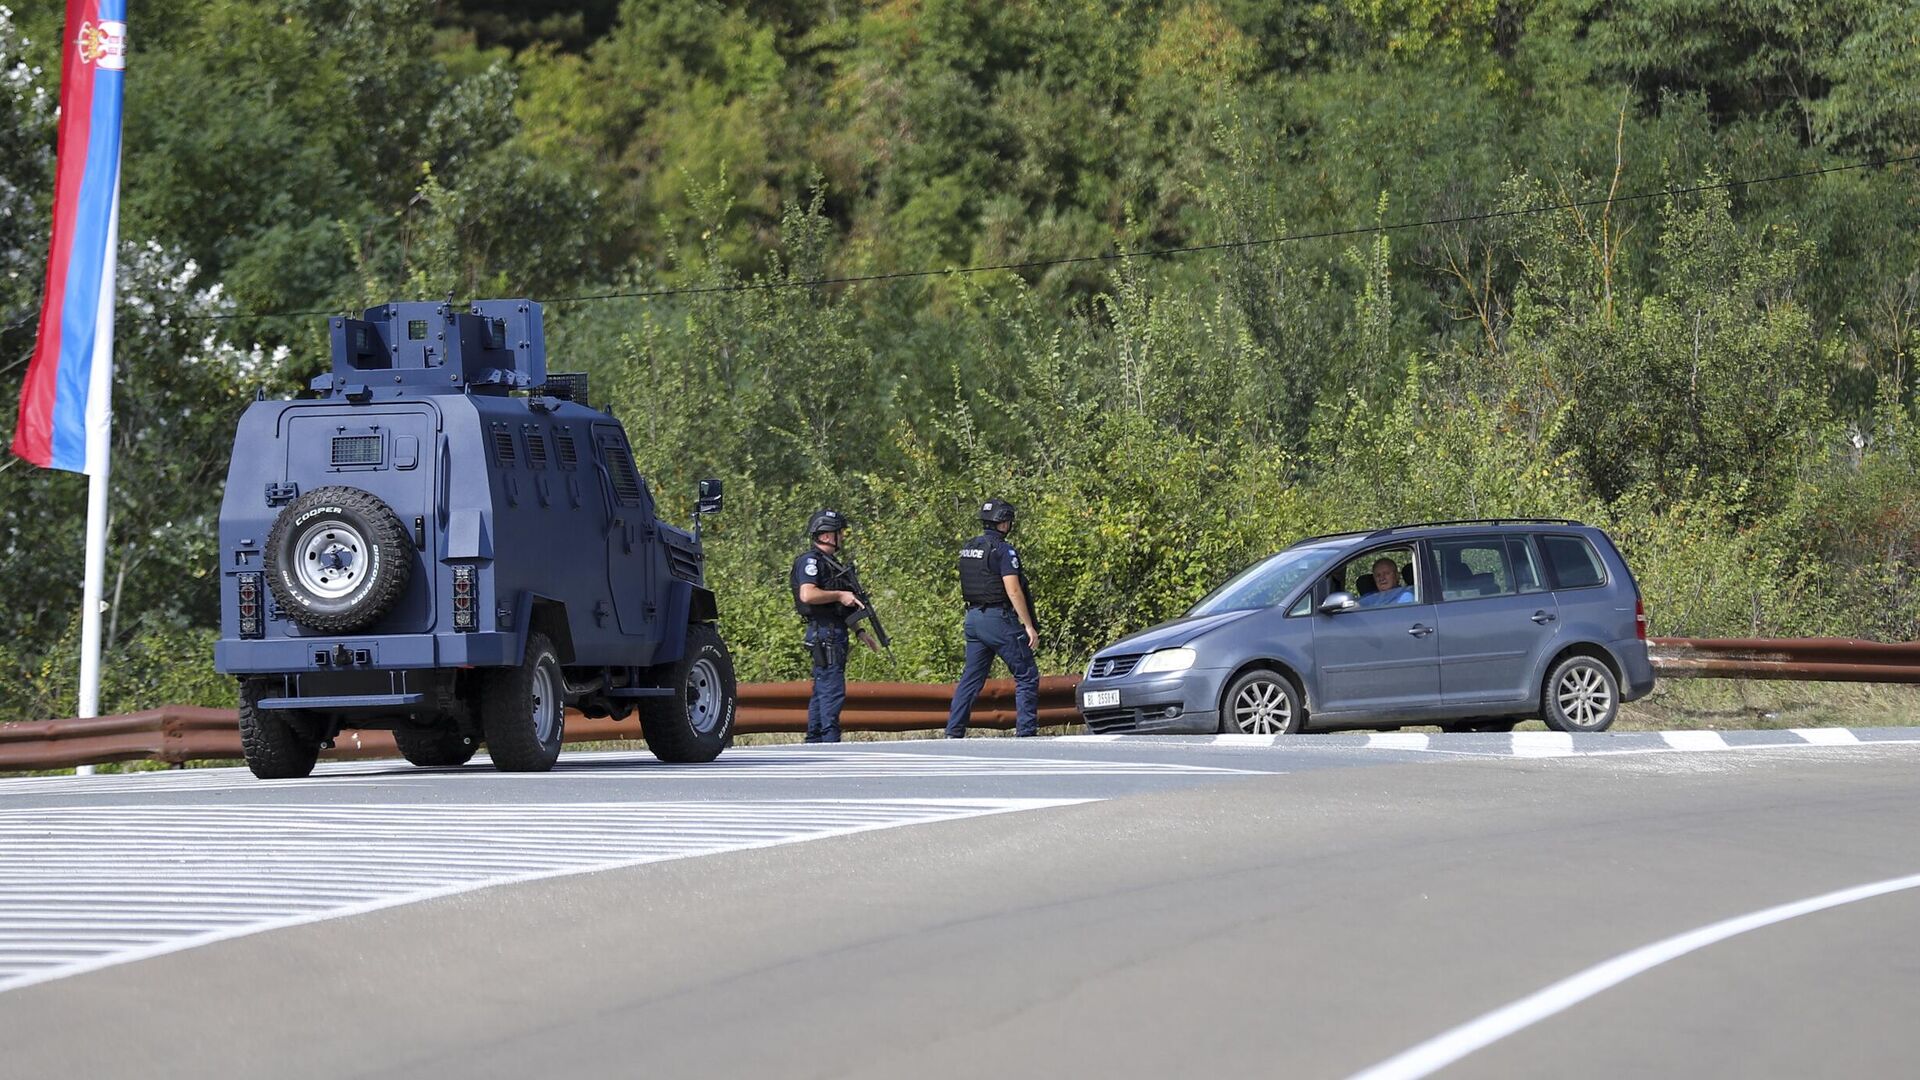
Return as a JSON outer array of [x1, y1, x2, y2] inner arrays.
[[184, 152, 1919, 323]]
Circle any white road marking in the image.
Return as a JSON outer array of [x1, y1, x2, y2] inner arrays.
[[1348, 870, 1920, 1080], [1050, 730, 1920, 760], [1661, 730, 1729, 751], [1367, 733, 1431, 751], [1792, 727, 1860, 745], [1210, 733, 1281, 747], [1510, 731, 1574, 758], [0, 798, 1086, 994]]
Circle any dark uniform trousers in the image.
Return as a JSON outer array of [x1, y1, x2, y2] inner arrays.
[[945, 606, 1040, 737], [805, 621, 849, 743]]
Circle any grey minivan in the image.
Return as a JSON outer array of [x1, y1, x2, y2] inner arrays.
[[1077, 520, 1654, 735]]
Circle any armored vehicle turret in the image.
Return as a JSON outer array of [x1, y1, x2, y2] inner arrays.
[[214, 299, 735, 779]]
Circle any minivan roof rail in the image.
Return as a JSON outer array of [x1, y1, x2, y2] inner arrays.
[[1284, 519, 1586, 550], [1285, 529, 1373, 547], [1368, 518, 1585, 537]]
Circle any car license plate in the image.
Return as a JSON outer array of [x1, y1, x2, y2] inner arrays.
[[1083, 690, 1120, 709]]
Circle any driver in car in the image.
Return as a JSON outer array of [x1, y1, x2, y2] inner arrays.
[[1358, 557, 1414, 607]]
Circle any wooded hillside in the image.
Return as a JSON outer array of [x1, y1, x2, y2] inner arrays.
[[2, 0, 1916, 717]]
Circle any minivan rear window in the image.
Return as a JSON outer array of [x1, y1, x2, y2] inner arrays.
[[1540, 534, 1606, 589]]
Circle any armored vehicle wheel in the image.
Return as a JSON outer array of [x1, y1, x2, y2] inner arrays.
[[264, 486, 412, 634], [238, 679, 319, 779], [480, 632, 565, 771], [393, 725, 477, 767], [639, 623, 736, 763]]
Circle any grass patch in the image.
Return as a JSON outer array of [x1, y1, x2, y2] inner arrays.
[[1616, 679, 1920, 731]]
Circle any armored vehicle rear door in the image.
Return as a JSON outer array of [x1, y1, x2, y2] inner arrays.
[[591, 424, 660, 640], [282, 404, 439, 631]]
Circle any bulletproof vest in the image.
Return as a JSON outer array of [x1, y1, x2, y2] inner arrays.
[[959, 532, 1011, 606], [794, 547, 845, 623]]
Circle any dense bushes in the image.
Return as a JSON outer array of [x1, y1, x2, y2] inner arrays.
[[591, 187, 1919, 685], [1, 1, 1917, 718]]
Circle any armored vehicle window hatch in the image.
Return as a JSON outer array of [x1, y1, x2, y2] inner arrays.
[[596, 431, 645, 507], [331, 434, 382, 467]]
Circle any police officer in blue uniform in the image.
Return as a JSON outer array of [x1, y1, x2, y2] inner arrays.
[[946, 498, 1041, 738], [792, 509, 865, 743]]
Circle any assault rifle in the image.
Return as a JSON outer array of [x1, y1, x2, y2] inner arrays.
[[818, 551, 890, 655]]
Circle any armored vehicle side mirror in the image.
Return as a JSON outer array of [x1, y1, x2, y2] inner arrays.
[[696, 478, 724, 516], [1319, 591, 1359, 615]]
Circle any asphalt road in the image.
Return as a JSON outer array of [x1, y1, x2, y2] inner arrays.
[[4, 732, 1920, 1079]]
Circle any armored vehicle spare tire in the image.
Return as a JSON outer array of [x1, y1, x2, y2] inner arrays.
[[265, 486, 412, 633], [638, 623, 737, 763]]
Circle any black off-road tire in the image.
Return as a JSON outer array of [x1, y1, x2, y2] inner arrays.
[[479, 632, 565, 771], [264, 485, 412, 634], [393, 725, 478, 767], [1218, 669, 1305, 735], [638, 623, 736, 763], [238, 679, 319, 780], [1542, 654, 1621, 733]]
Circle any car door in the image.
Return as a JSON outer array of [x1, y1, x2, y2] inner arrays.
[[1431, 534, 1560, 706], [1311, 543, 1440, 715]]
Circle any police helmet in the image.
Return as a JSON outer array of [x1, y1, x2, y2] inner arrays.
[[979, 498, 1017, 526], [808, 508, 848, 538]]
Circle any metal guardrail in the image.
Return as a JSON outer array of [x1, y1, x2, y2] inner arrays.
[[0, 676, 1083, 772], [1646, 637, 1920, 684], [4, 638, 1918, 771], [0, 708, 249, 771]]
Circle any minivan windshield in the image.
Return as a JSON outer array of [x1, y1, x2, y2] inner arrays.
[[1188, 543, 1342, 616]]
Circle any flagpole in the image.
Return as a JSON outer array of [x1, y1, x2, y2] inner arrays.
[[73, 176, 118, 777]]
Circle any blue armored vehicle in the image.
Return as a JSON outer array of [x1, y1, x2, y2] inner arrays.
[[214, 299, 736, 779]]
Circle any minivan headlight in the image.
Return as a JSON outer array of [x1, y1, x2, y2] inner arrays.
[[1135, 647, 1196, 674]]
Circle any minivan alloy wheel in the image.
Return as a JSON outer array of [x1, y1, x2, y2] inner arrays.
[[1556, 665, 1613, 728], [1227, 676, 1300, 735], [1543, 655, 1621, 733]]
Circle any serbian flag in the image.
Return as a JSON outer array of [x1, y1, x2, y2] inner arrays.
[[10, 1, 126, 473]]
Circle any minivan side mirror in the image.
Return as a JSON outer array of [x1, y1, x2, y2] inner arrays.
[[695, 478, 723, 516], [1319, 591, 1359, 614]]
